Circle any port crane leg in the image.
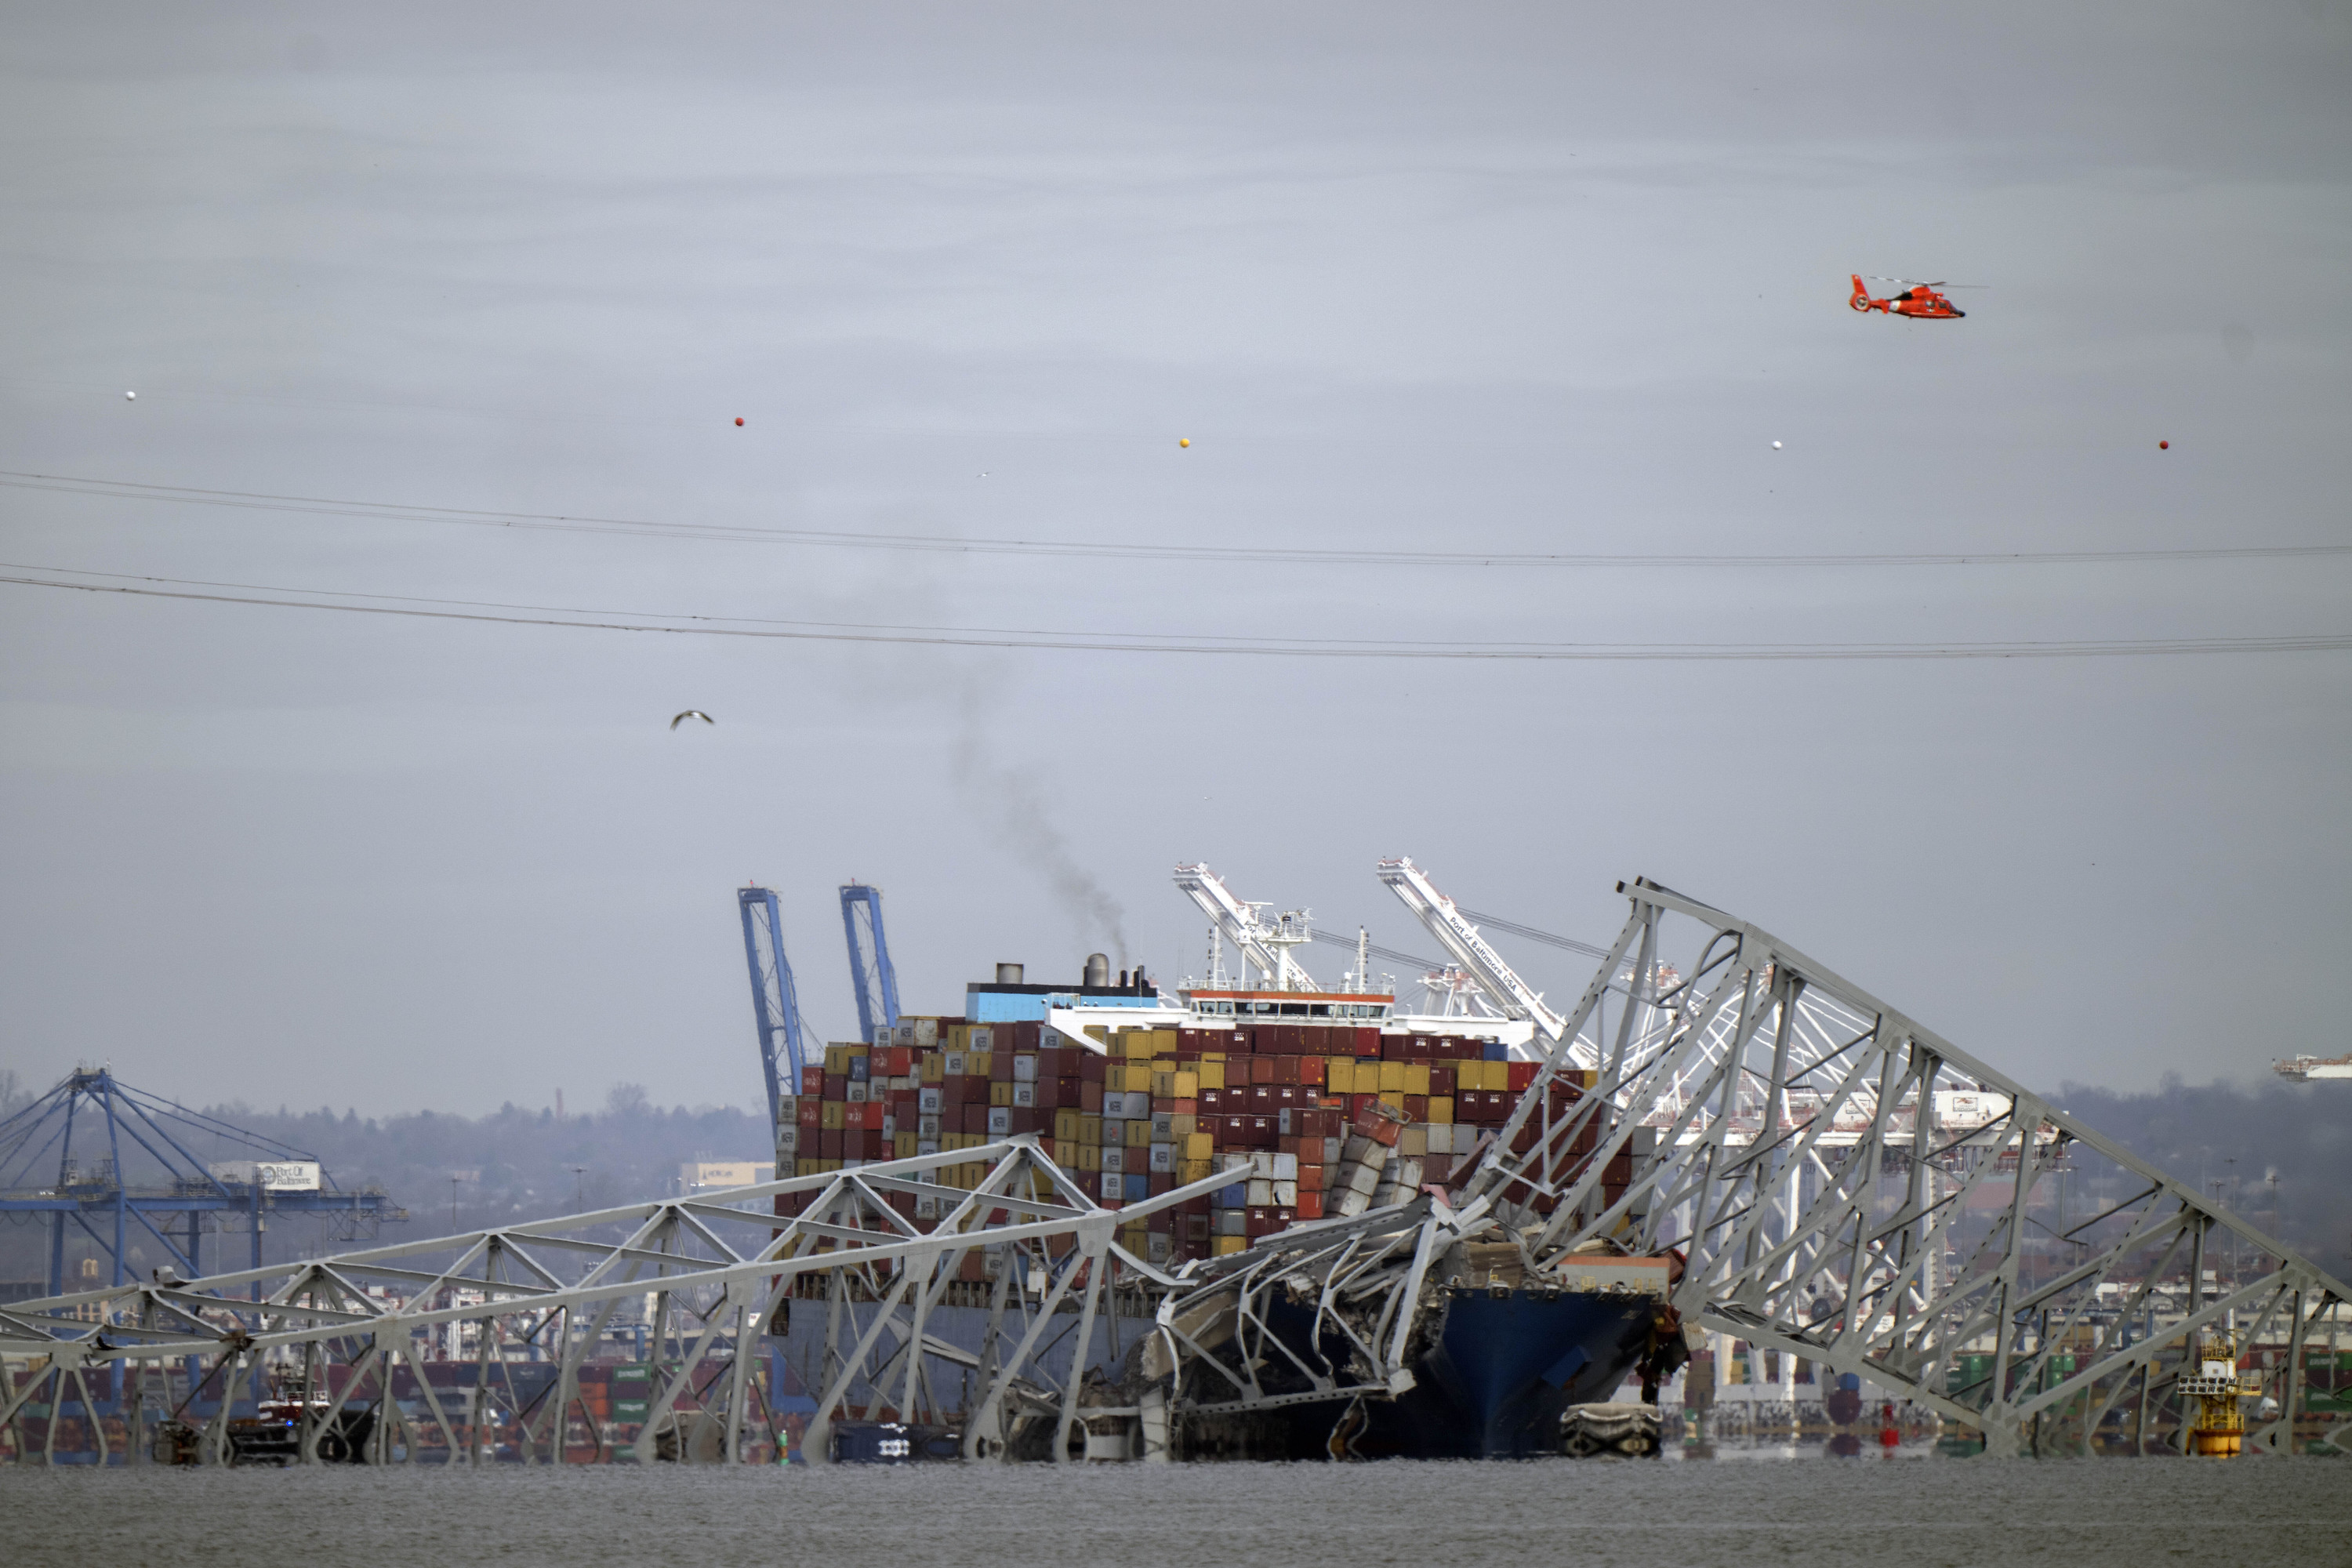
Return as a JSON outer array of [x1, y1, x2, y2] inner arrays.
[[739, 887, 811, 1127], [840, 883, 903, 1045]]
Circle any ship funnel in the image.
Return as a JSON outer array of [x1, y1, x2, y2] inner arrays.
[[1083, 953, 1110, 987], [996, 962, 1024, 985]]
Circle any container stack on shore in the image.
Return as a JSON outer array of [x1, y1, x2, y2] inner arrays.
[[775, 1016, 1610, 1268]]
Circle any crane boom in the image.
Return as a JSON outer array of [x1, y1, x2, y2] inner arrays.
[[738, 887, 811, 1125], [1172, 862, 1320, 992], [839, 883, 902, 1044], [1376, 857, 1589, 1065]]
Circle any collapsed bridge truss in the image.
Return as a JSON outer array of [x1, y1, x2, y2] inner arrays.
[[4, 878, 2343, 1463]]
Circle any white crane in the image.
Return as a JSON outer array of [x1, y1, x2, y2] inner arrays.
[[1171, 863, 1320, 992], [1376, 857, 1593, 1066]]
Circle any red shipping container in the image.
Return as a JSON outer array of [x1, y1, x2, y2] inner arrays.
[[1296, 1163, 1326, 1192], [1220, 1114, 1250, 1145], [818, 1128, 843, 1160], [824, 1071, 849, 1098], [1402, 1094, 1428, 1122], [1248, 1084, 1276, 1113], [1244, 1207, 1273, 1239], [1080, 1080, 1105, 1113], [1294, 1191, 1326, 1220], [1298, 1057, 1326, 1087], [1247, 1056, 1273, 1086], [1077, 1053, 1107, 1083], [1004, 1020, 1041, 1050], [797, 1100, 822, 1128], [990, 1051, 1014, 1082], [1168, 1098, 1198, 1116], [1248, 1115, 1278, 1148], [800, 1065, 826, 1094], [1507, 1061, 1538, 1093], [1010, 1106, 1044, 1134], [1428, 1065, 1457, 1097], [1149, 1173, 1174, 1196], [963, 1103, 992, 1135], [1268, 1056, 1298, 1085]]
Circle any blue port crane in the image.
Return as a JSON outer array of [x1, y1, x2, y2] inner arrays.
[[0, 1069, 401, 1294], [839, 882, 902, 1045], [737, 887, 810, 1127]]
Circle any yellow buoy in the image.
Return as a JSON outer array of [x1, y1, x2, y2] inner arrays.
[[1178, 437, 1190, 448]]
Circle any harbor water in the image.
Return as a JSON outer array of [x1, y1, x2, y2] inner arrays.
[[2, 1451, 2339, 1566]]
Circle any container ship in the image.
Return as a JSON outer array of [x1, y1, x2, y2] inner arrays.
[[772, 954, 1678, 1459]]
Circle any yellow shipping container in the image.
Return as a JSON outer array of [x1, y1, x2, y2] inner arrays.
[[990, 1082, 1014, 1107], [1428, 1096, 1454, 1125], [1403, 1062, 1431, 1096], [1377, 1061, 1407, 1094], [1054, 1109, 1083, 1143], [1178, 1158, 1214, 1182], [1080, 1115, 1104, 1146], [1197, 1061, 1226, 1091], [1172, 1070, 1199, 1098], [820, 1102, 846, 1131], [1077, 1144, 1102, 1172], [1122, 1063, 1155, 1092], [1213, 1236, 1247, 1257], [921, 1054, 945, 1083], [797, 1157, 820, 1177], [1378, 1091, 1405, 1113], [1125, 1120, 1152, 1149], [895, 1132, 918, 1159], [1168, 1112, 1197, 1137], [1327, 1060, 1356, 1094]]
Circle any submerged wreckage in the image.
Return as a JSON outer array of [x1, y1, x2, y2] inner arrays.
[[5, 874, 2344, 1465]]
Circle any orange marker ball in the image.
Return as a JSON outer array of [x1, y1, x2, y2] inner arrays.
[[1178, 437, 1190, 448], [2158, 439, 2168, 449], [735, 417, 745, 426]]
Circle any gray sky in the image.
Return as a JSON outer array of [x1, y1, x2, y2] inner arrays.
[[4, 2, 2348, 1119]]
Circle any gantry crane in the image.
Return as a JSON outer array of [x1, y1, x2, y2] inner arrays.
[[839, 883, 902, 1045], [1172, 863, 1319, 991], [737, 887, 811, 1127], [1376, 857, 1591, 1065]]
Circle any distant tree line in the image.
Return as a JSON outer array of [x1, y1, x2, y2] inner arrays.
[[2, 1073, 2343, 1286]]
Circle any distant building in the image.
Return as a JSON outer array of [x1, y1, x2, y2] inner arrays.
[[680, 1160, 774, 1193]]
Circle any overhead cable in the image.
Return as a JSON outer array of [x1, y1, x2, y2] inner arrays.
[[6, 469, 2348, 571], [8, 566, 2349, 661]]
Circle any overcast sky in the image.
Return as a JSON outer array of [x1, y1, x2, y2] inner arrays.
[[3, 3, 2348, 1121]]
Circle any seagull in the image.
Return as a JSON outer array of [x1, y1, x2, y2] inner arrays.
[[670, 710, 714, 730]]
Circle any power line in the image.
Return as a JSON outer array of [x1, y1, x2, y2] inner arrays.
[[8, 565, 2350, 661], [1308, 928, 1443, 972], [1454, 909, 1616, 961], [7, 467, 2349, 571]]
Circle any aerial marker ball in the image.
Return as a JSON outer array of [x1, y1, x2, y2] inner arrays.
[[2158, 439, 2169, 449], [735, 417, 745, 426], [1178, 437, 1190, 448], [125, 390, 136, 401], [1771, 440, 1782, 449]]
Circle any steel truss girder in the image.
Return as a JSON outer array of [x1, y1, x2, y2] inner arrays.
[[1456, 877, 2350, 1456]]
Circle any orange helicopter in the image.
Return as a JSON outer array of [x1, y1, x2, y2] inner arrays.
[[1849, 274, 1969, 320]]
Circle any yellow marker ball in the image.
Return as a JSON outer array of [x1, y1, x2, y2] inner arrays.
[[1178, 437, 1190, 448]]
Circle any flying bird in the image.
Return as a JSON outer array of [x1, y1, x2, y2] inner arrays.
[[670, 710, 714, 730]]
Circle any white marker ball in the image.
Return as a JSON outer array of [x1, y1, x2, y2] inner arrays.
[[125, 390, 136, 401], [1771, 440, 1781, 449]]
